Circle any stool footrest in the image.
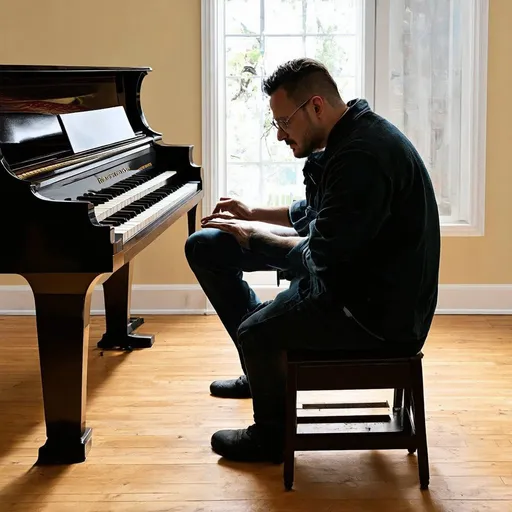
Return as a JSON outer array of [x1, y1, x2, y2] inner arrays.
[[297, 409, 407, 432], [294, 432, 417, 451], [301, 401, 390, 409], [297, 414, 392, 424]]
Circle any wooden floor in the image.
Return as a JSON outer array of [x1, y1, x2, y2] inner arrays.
[[0, 315, 512, 511]]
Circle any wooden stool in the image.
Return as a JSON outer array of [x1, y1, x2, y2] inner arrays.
[[284, 350, 429, 490]]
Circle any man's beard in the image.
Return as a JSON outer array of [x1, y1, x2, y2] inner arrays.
[[291, 124, 324, 159]]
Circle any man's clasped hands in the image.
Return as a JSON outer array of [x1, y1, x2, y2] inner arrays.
[[201, 197, 260, 249]]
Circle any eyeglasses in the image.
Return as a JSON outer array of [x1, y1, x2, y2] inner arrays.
[[271, 96, 313, 132]]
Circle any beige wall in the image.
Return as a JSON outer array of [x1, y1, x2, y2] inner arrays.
[[0, 0, 510, 286], [440, 0, 512, 284]]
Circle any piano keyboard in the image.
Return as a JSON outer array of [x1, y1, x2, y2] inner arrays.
[[76, 167, 169, 216], [94, 171, 176, 221], [100, 182, 198, 242], [114, 183, 198, 242]]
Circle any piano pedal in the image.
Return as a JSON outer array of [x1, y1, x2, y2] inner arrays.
[[97, 316, 154, 351], [128, 316, 144, 333], [97, 332, 155, 351]]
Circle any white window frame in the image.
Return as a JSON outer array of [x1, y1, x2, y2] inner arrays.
[[201, 0, 489, 241]]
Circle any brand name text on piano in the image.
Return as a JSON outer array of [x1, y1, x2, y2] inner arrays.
[[96, 163, 152, 184]]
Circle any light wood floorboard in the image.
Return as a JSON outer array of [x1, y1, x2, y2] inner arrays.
[[0, 314, 511, 511]]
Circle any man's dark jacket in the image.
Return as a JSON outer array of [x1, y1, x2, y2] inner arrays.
[[287, 98, 441, 344]]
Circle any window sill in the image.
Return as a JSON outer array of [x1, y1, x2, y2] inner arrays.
[[441, 222, 485, 237]]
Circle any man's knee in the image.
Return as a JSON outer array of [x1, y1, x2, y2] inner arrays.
[[184, 228, 234, 268], [237, 302, 274, 352], [237, 306, 257, 343], [237, 321, 259, 354]]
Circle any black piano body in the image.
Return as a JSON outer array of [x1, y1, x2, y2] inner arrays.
[[0, 64, 203, 464]]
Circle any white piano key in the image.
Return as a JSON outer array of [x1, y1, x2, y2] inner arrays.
[[114, 183, 198, 242], [94, 170, 176, 221]]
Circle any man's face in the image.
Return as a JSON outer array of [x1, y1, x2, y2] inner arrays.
[[269, 88, 323, 159]]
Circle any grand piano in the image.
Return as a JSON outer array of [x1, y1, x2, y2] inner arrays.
[[0, 64, 203, 464]]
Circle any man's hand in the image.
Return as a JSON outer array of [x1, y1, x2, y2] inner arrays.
[[202, 197, 296, 228], [201, 197, 254, 224], [201, 218, 256, 248], [203, 216, 304, 256]]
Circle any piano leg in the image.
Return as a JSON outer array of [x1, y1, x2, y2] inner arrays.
[[24, 273, 102, 464], [97, 261, 154, 350], [188, 204, 198, 235]]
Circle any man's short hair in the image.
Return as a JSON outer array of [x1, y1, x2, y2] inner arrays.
[[262, 58, 341, 105]]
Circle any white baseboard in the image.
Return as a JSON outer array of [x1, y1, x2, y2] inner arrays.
[[435, 284, 512, 314], [0, 284, 511, 315], [0, 284, 207, 316]]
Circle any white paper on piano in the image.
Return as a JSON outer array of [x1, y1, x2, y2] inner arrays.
[[59, 106, 135, 154]]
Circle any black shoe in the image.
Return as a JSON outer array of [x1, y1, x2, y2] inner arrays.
[[210, 375, 251, 398], [211, 424, 284, 463]]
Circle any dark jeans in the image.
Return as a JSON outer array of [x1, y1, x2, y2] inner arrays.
[[185, 228, 421, 431], [185, 228, 290, 373]]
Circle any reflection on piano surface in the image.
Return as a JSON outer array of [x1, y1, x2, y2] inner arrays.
[[0, 64, 203, 464]]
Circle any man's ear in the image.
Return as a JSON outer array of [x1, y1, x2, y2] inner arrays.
[[311, 96, 324, 116]]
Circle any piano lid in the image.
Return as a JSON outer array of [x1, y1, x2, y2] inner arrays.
[[0, 64, 160, 174], [0, 64, 152, 72]]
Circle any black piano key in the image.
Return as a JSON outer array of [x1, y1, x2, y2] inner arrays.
[[107, 212, 132, 220], [101, 219, 123, 226], [122, 205, 146, 214], [90, 194, 114, 202], [137, 197, 158, 205]]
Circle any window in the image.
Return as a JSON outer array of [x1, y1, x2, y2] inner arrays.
[[202, 0, 372, 215], [202, 0, 489, 246], [221, 0, 369, 210]]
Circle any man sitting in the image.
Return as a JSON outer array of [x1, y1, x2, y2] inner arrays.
[[185, 58, 441, 462]]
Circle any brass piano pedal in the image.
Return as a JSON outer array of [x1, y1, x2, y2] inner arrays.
[[128, 316, 144, 333], [97, 332, 155, 351], [97, 316, 155, 351]]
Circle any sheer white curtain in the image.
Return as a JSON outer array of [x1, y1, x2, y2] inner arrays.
[[375, 0, 468, 223]]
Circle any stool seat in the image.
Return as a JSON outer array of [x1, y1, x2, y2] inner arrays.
[[284, 350, 429, 491]]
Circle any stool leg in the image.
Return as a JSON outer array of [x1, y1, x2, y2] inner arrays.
[[405, 390, 416, 454], [393, 388, 404, 412], [411, 359, 429, 490], [284, 363, 297, 491]]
